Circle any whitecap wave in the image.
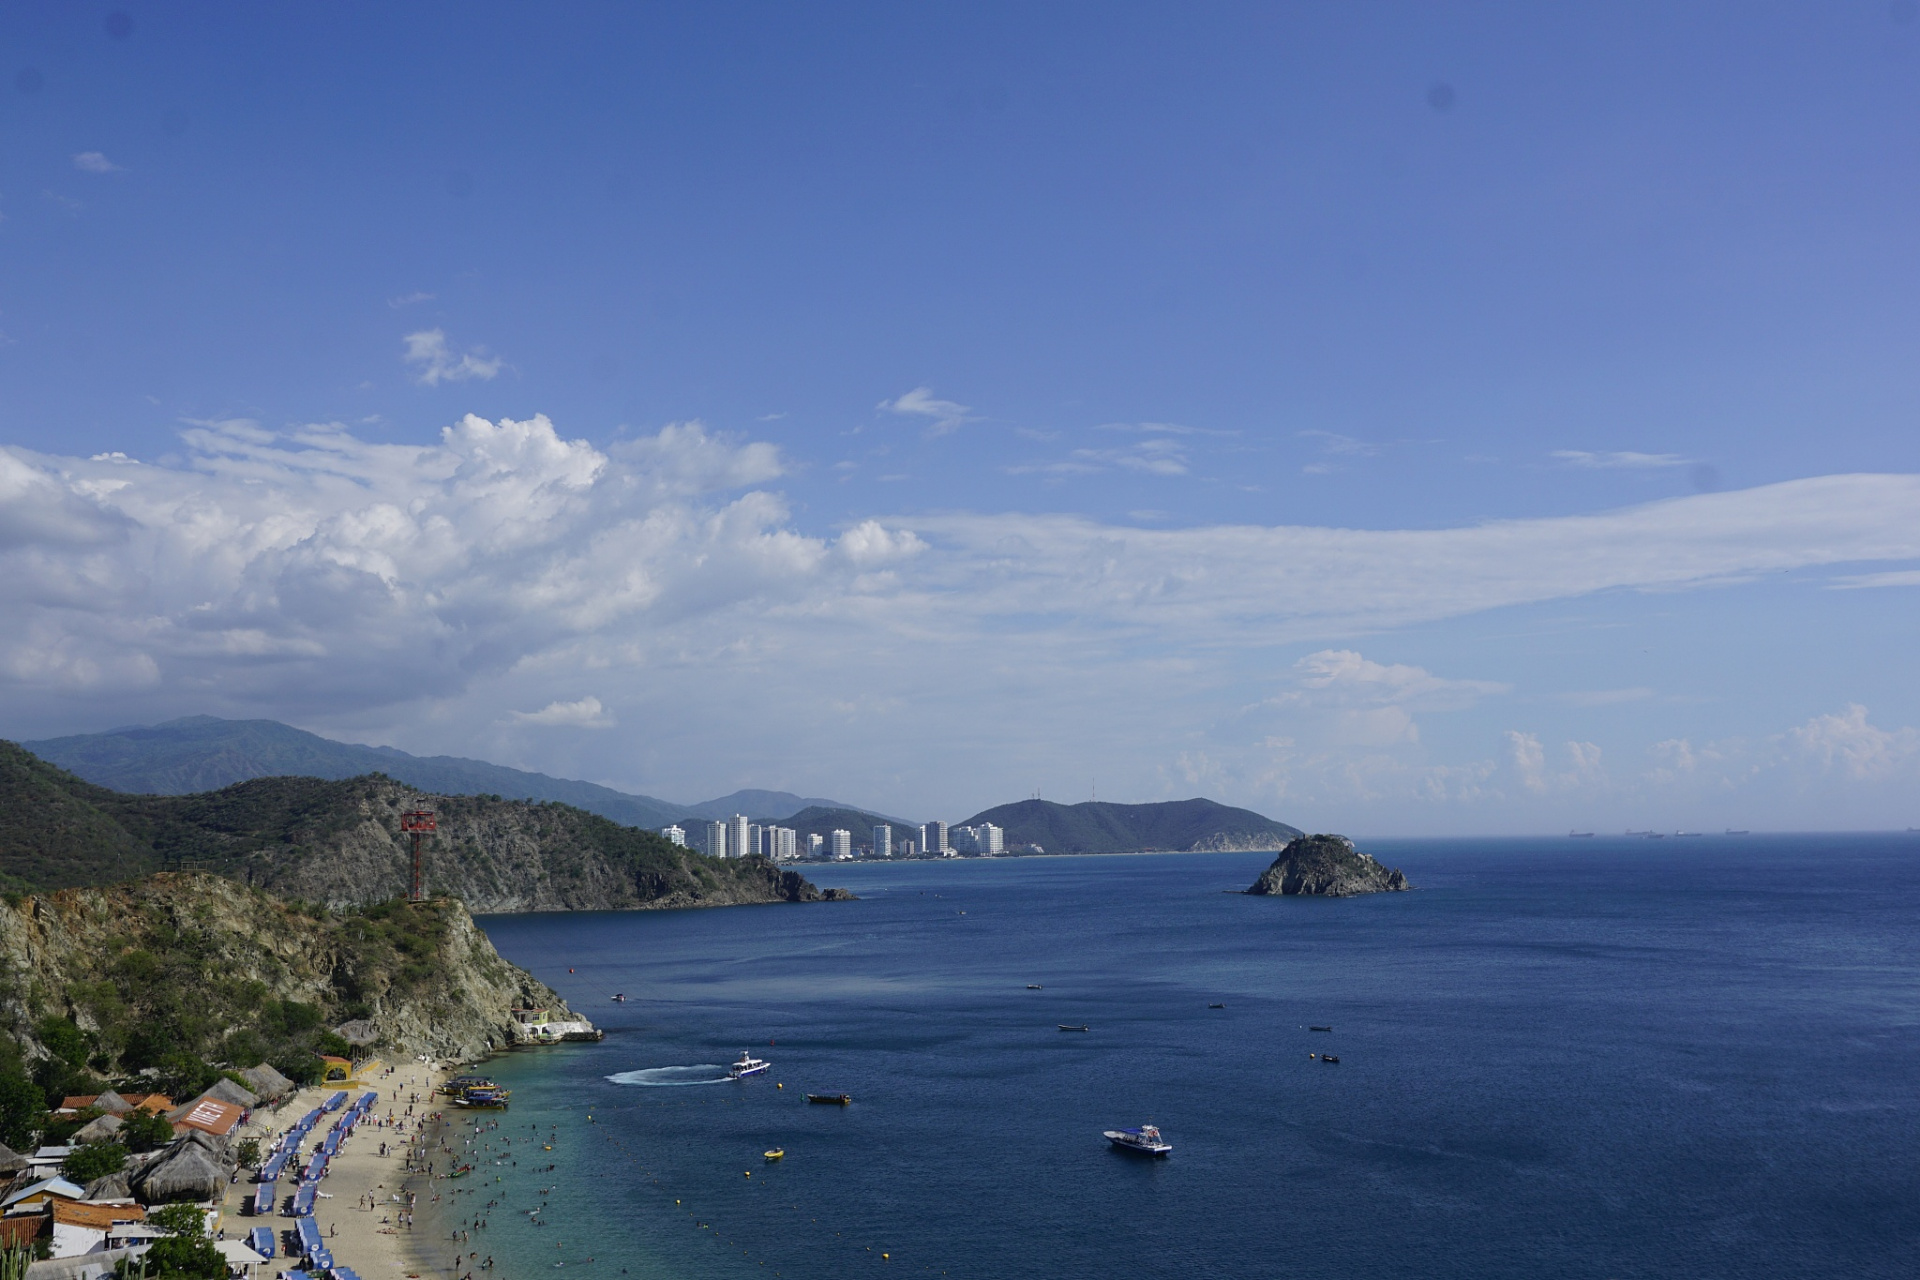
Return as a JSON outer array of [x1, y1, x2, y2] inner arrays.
[[605, 1065, 732, 1087]]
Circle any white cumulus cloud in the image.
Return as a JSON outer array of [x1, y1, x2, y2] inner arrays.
[[72, 152, 120, 173]]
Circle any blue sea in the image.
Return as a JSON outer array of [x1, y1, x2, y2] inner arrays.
[[458, 837, 1920, 1280]]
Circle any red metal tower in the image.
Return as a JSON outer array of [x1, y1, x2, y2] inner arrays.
[[401, 808, 436, 902]]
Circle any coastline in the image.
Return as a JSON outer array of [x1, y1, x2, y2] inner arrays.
[[236, 1058, 454, 1280]]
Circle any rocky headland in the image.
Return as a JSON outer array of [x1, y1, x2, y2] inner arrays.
[[1245, 834, 1410, 897], [0, 872, 568, 1068]]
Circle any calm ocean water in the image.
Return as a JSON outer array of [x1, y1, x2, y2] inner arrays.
[[460, 837, 1920, 1280]]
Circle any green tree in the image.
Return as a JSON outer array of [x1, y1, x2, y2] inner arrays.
[[136, 1205, 226, 1280], [234, 1137, 260, 1167], [0, 1068, 43, 1150], [61, 1141, 126, 1181], [119, 1109, 174, 1153]]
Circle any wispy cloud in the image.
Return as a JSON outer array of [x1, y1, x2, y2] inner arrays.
[[387, 291, 435, 309], [1259, 649, 1510, 747], [1300, 430, 1382, 457], [72, 152, 120, 174], [1828, 568, 1920, 590], [877, 387, 972, 437], [1551, 450, 1689, 469], [403, 329, 503, 385], [509, 696, 614, 728], [1554, 687, 1656, 707]]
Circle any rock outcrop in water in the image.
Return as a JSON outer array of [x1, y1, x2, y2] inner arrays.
[[1245, 834, 1409, 897]]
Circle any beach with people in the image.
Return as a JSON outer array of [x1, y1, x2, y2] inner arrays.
[[234, 1058, 453, 1280]]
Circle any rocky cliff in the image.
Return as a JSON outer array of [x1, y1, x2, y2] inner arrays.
[[0, 872, 564, 1066], [1245, 834, 1410, 897]]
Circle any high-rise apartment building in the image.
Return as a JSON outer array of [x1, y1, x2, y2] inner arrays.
[[927, 821, 950, 855], [829, 829, 852, 859], [872, 825, 892, 858], [976, 823, 1003, 854], [749, 824, 765, 858], [704, 821, 728, 860], [661, 824, 686, 847], [766, 827, 798, 859], [729, 815, 751, 861], [808, 833, 825, 856]]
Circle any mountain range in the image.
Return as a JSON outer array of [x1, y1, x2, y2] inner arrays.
[[22, 716, 873, 831], [0, 739, 833, 910], [13, 717, 1305, 860]]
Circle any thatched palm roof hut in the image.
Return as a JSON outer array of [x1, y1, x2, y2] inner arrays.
[[72, 1113, 123, 1143], [83, 1171, 132, 1201], [91, 1091, 134, 1115], [192, 1078, 257, 1110], [238, 1064, 295, 1100], [0, 1142, 27, 1176], [132, 1144, 225, 1204]]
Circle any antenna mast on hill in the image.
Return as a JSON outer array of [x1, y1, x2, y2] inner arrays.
[[401, 807, 436, 902]]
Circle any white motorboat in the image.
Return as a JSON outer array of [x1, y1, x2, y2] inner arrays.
[[1103, 1123, 1171, 1156], [729, 1051, 770, 1079]]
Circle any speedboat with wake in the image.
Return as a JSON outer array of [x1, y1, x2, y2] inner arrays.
[[729, 1051, 771, 1079], [1104, 1124, 1171, 1156]]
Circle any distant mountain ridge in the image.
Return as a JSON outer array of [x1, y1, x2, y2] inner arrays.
[[958, 798, 1301, 854], [22, 717, 881, 831], [0, 740, 837, 911]]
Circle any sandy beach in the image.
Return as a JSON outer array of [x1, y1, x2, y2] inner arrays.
[[235, 1059, 453, 1279]]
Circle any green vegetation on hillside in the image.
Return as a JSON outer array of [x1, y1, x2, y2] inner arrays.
[[0, 742, 826, 911], [0, 875, 532, 1146], [959, 797, 1301, 854], [0, 742, 151, 891]]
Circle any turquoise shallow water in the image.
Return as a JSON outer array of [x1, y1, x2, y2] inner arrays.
[[460, 837, 1920, 1280]]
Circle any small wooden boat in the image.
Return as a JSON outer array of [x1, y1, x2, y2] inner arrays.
[[805, 1093, 851, 1105], [1321, 1055, 1340, 1064], [1058, 1024, 1089, 1032], [763, 1149, 784, 1161], [1027, 984, 1043, 990], [1208, 1002, 1225, 1009], [1309, 1025, 1333, 1033]]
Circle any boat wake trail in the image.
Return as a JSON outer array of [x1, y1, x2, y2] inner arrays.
[[605, 1065, 732, 1087]]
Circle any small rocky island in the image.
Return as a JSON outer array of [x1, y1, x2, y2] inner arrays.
[[1245, 833, 1409, 897]]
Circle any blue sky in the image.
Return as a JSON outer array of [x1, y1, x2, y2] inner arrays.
[[2, 3, 1918, 832]]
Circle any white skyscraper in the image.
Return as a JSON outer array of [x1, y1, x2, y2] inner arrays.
[[661, 824, 686, 847], [767, 827, 798, 859], [830, 829, 852, 859], [749, 824, 764, 857], [704, 821, 728, 860], [927, 821, 950, 855], [872, 825, 892, 859], [808, 833, 825, 856], [978, 823, 1003, 855], [729, 814, 751, 860]]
